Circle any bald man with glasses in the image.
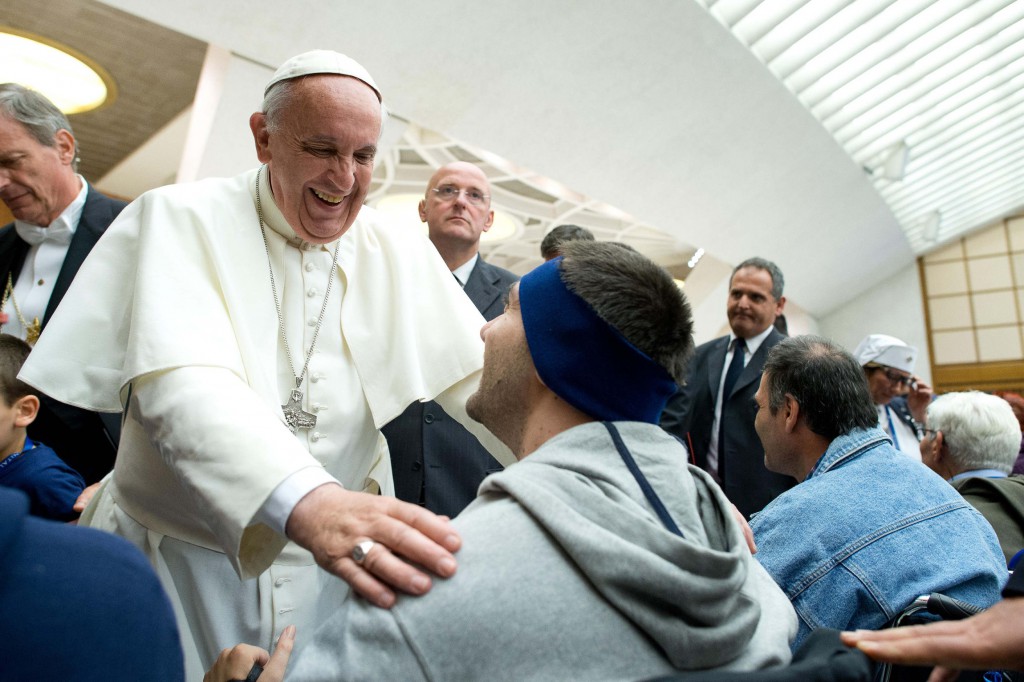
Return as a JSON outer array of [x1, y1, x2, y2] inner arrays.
[[382, 162, 518, 517]]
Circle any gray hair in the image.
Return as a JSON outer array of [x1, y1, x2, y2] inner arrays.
[[0, 83, 78, 171], [262, 78, 390, 135], [732, 257, 784, 300], [926, 391, 1021, 474], [763, 335, 878, 441]]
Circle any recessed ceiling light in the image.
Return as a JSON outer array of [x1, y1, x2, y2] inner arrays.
[[0, 29, 115, 114]]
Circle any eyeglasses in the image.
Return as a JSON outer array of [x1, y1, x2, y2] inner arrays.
[[431, 185, 489, 207], [922, 427, 939, 440], [867, 364, 913, 387]]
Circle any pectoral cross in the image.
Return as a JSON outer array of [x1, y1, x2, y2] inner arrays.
[[282, 388, 316, 433]]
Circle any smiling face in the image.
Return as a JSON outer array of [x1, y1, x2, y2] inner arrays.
[[0, 115, 80, 226], [466, 283, 535, 456], [250, 75, 381, 244], [726, 267, 785, 340], [419, 162, 494, 249]]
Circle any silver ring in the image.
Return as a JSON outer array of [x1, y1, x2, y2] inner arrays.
[[352, 540, 375, 564]]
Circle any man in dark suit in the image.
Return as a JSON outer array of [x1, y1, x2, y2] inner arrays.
[[661, 257, 794, 518], [0, 84, 125, 484], [383, 162, 517, 516]]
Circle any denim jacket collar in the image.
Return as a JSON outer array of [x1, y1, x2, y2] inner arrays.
[[806, 427, 891, 481]]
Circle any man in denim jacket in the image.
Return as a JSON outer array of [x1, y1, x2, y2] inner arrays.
[[750, 336, 1006, 649]]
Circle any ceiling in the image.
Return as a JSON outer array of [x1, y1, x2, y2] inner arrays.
[[696, 0, 1024, 253], [4, 0, 1023, 318], [2, 0, 206, 184]]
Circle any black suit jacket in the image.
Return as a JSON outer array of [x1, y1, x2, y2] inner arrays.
[[0, 185, 126, 483], [661, 328, 794, 518], [383, 257, 518, 517]]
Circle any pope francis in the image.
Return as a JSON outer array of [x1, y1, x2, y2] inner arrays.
[[20, 50, 511, 679]]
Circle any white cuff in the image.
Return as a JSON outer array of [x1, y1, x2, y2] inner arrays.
[[256, 467, 340, 535]]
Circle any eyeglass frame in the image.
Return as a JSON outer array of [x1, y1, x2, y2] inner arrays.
[[430, 185, 490, 207], [865, 363, 916, 389]]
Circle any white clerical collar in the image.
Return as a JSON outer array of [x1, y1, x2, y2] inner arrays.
[[252, 166, 336, 251], [14, 175, 87, 245], [451, 253, 479, 287], [731, 324, 774, 357]]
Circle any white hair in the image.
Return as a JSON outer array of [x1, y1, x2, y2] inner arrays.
[[261, 78, 389, 135], [926, 391, 1022, 474]]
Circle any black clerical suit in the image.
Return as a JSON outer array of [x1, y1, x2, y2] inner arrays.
[[383, 257, 518, 517], [661, 327, 794, 518], [0, 185, 126, 483]]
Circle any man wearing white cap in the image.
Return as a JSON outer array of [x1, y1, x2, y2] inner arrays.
[[852, 333, 933, 460], [20, 50, 511, 677]]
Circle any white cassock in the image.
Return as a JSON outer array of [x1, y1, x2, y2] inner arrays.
[[21, 168, 512, 679]]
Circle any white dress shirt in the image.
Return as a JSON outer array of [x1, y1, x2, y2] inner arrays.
[[6, 177, 87, 339], [707, 325, 774, 477]]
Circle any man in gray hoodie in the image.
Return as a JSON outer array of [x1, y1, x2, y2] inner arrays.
[[208, 242, 797, 681]]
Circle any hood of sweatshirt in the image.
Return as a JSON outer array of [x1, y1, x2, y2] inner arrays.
[[478, 421, 766, 670]]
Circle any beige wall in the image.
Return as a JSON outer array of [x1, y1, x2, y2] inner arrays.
[[819, 263, 932, 385]]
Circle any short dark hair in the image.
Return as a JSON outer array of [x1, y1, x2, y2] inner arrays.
[[541, 224, 595, 260], [763, 335, 877, 441], [732, 257, 784, 300], [0, 83, 79, 171], [0, 334, 34, 405], [558, 241, 694, 382]]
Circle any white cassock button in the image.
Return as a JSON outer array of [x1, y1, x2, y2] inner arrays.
[[313, 403, 325, 412], [307, 288, 318, 298], [311, 373, 324, 383], [311, 432, 323, 442], [307, 317, 317, 326], [305, 262, 315, 272]]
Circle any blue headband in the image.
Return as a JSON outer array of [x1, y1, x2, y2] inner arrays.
[[519, 257, 678, 424]]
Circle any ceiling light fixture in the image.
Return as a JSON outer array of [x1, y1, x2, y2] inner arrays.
[[0, 28, 115, 114]]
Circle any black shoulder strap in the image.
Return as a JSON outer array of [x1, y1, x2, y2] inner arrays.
[[602, 421, 683, 538]]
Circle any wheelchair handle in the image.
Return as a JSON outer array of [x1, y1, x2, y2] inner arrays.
[[925, 593, 985, 620]]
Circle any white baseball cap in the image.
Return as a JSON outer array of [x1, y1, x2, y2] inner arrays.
[[853, 334, 917, 373]]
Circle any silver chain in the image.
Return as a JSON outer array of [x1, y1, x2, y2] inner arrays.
[[255, 165, 341, 391]]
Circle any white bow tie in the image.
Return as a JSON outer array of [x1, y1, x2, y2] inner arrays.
[[16, 221, 74, 246]]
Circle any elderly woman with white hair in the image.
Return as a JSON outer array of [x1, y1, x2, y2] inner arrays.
[[920, 390, 1024, 564]]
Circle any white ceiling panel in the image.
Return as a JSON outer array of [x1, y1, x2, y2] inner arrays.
[[699, 0, 1024, 252]]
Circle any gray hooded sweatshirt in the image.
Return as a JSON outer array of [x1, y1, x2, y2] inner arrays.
[[291, 422, 796, 681]]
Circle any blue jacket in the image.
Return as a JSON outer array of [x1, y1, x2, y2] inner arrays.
[[751, 427, 1006, 649], [0, 438, 84, 521], [0, 487, 183, 680]]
